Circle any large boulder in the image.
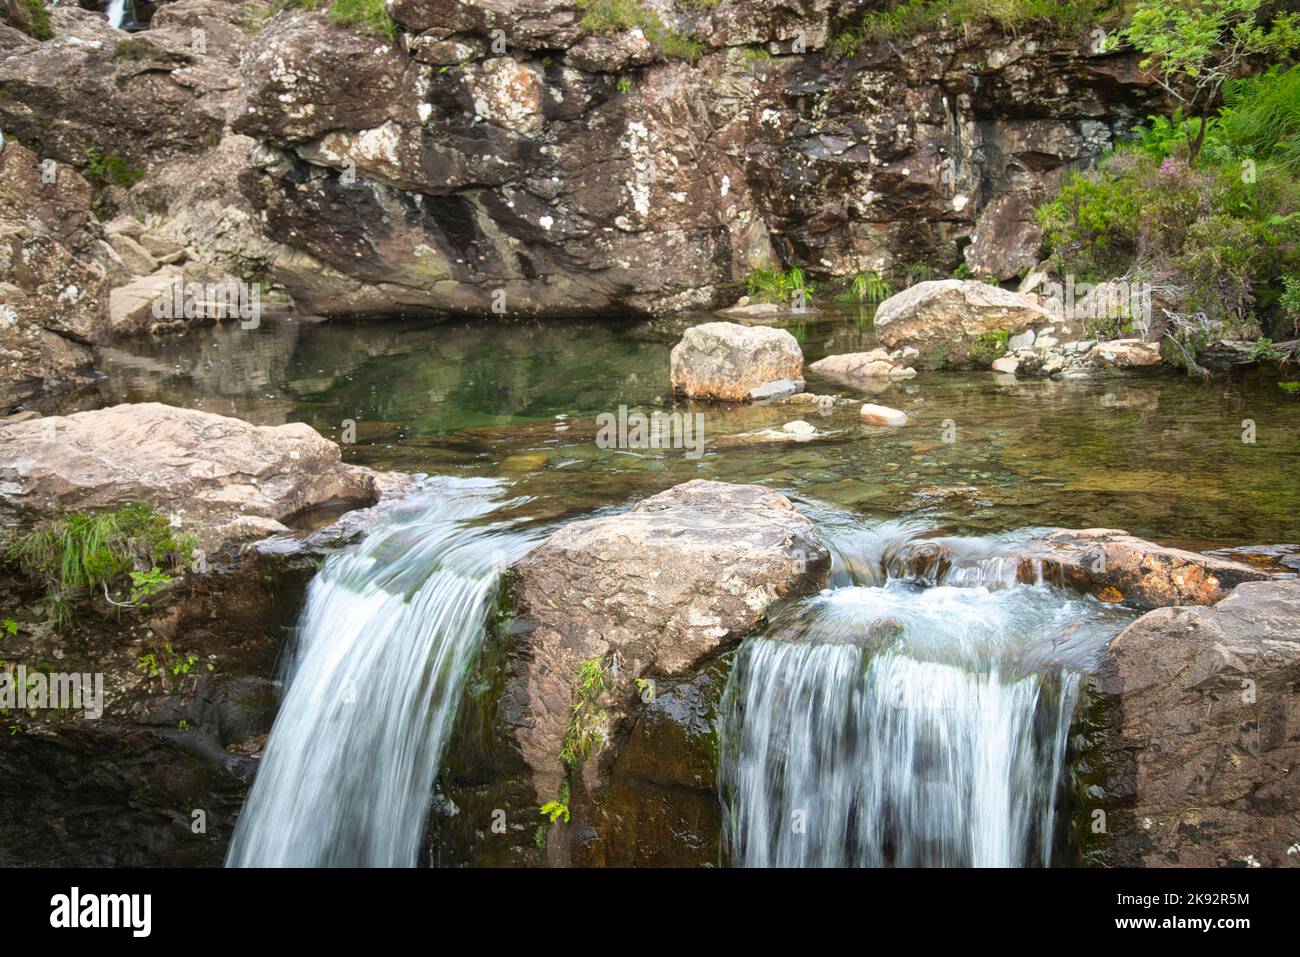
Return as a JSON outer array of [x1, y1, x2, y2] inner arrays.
[[873, 279, 1062, 369], [0, 402, 382, 551], [502, 480, 828, 862], [0, 3, 243, 173], [1096, 579, 1300, 867], [670, 322, 804, 401]]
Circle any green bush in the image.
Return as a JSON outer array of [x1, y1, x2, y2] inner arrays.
[[1037, 69, 1300, 348], [746, 266, 814, 305], [970, 329, 1010, 363], [15, 0, 52, 40]]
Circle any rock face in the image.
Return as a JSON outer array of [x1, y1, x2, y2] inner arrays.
[[1095, 579, 1300, 867], [0, 141, 114, 409], [0, 2, 1170, 387], [500, 480, 828, 863], [670, 321, 804, 400], [0, 402, 381, 551], [963, 192, 1044, 281], [873, 279, 1062, 369]]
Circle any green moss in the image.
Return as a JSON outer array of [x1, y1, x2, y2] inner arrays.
[[831, 0, 1115, 53], [112, 38, 175, 63], [970, 329, 1010, 363], [15, 0, 51, 40], [83, 147, 144, 189]]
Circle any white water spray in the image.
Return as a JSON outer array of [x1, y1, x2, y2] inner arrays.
[[719, 528, 1129, 868], [227, 478, 535, 867], [106, 0, 125, 29]]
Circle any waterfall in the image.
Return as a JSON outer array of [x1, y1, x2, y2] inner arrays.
[[106, 0, 125, 29], [227, 478, 534, 868], [719, 537, 1127, 868]]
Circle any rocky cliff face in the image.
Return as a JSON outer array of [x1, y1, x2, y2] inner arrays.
[[0, 0, 1168, 361]]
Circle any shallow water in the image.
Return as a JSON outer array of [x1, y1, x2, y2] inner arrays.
[[81, 308, 1300, 545]]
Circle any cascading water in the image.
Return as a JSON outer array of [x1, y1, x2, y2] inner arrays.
[[227, 478, 536, 867], [719, 517, 1132, 868], [106, 0, 125, 29]]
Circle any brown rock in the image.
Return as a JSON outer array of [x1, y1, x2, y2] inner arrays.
[[808, 350, 917, 387], [1093, 339, 1162, 368], [505, 479, 828, 833], [1095, 579, 1300, 867], [1019, 528, 1275, 608], [0, 402, 380, 552], [873, 279, 1059, 369], [670, 321, 804, 401]]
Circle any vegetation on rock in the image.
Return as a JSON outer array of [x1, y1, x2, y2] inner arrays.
[[1038, 35, 1300, 371], [4, 503, 194, 629]]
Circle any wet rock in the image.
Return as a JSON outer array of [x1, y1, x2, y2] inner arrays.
[[808, 350, 917, 388], [503, 479, 828, 856], [860, 403, 908, 427], [670, 322, 804, 401], [1020, 528, 1277, 609], [747, 378, 802, 401], [0, 402, 382, 552], [991, 355, 1020, 374], [1095, 579, 1300, 867], [873, 280, 1060, 369]]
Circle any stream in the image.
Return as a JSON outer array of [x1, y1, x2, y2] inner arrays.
[[66, 307, 1300, 867]]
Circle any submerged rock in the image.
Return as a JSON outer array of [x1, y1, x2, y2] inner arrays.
[[873, 279, 1061, 369], [1096, 579, 1300, 867], [670, 322, 804, 401], [0, 402, 382, 551], [860, 403, 908, 427]]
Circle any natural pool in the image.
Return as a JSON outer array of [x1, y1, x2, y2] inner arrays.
[[79, 308, 1300, 548], [57, 307, 1300, 867]]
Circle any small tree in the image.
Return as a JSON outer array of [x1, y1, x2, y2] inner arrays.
[[1115, 0, 1300, 162]]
